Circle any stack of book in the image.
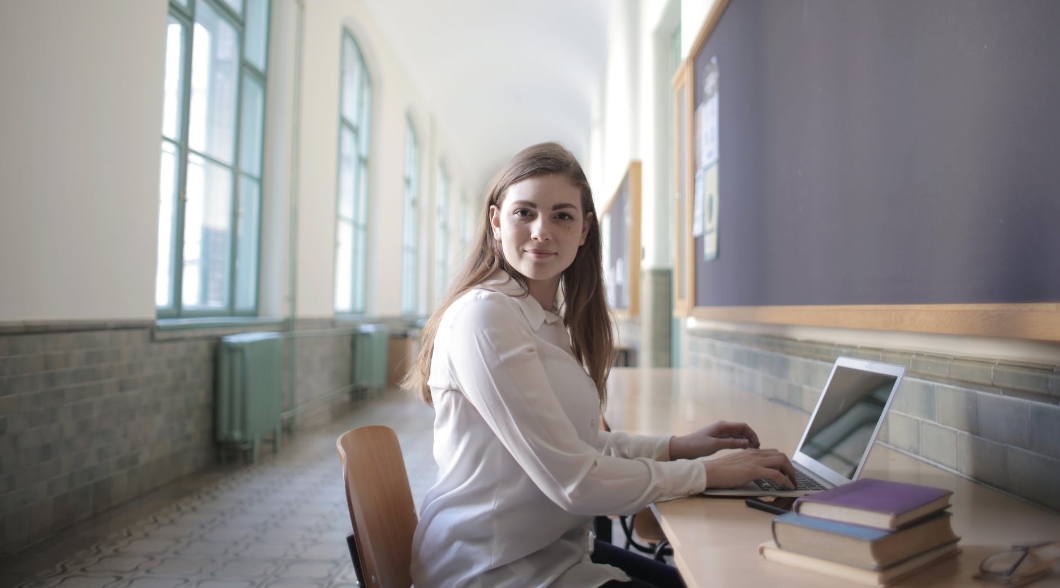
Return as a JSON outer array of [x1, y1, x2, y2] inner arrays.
[[759, 478, 961, 586]]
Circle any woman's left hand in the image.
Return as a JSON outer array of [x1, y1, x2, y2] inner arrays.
[[669, 420, 761, 460]]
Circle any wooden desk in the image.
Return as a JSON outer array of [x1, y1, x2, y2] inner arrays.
[[604, 368, 1060, 588]]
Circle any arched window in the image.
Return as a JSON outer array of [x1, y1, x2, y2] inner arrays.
[[401, 118, 420, 315], [335, 29, 373, 314]]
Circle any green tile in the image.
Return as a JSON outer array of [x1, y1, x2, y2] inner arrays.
[[937, 385, 978, 434], [958, 432, 1007, 489], [977, 393, 1030, 449], [1028, 402, 1060, 460], [1005, 447, 1060, 513], [920, 422, 958, 470], [993, 363, 1051, 394], [884, 412, 920, 454], [949, 359, 994, 386], [891, 379, 937, 420], [911, 354, 950, 377]]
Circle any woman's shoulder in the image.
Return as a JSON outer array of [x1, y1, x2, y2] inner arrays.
[[443, 286, 528, 330]]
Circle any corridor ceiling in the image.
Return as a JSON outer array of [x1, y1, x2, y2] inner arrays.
[[362, 0, 612, 195]]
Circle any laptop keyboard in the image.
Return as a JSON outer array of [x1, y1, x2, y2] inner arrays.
[[753, 471, 827, 492]]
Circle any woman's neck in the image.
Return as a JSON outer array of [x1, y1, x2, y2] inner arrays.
[[526, 276, 560, 312]]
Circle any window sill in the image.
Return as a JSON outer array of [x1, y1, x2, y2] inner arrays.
[[153, 316, 285, 341]]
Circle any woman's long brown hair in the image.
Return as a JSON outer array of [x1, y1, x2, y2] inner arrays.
[[401, 142, 614, 408]]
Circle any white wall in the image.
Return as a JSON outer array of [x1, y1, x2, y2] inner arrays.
[[296, 0, 471, 318], [0, 0, 474, 325], [0, 1, 168, 322]]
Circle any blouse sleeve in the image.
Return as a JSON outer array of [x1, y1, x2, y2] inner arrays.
[[595, 430, 674, 461], [443, 293, 706, 516]]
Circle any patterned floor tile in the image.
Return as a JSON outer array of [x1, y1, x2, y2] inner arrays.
[[6, 391, 438, 588]]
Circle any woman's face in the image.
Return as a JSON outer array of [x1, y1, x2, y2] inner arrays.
[[489, 174, 591, 308]]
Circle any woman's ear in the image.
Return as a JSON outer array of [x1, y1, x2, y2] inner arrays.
[[580, 212, 593, 246], [489, 204, 501, 241]]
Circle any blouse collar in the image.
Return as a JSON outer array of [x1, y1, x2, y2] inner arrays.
[[480, 271, 564, 330]]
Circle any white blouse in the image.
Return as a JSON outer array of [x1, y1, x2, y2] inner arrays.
[[410, 274, 707, 588]]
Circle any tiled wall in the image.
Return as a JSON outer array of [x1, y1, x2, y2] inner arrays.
[[0, 319, 395, 556], [686, 328, 1060, 513]]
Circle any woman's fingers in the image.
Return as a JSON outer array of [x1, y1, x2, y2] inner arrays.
[[745, 449, 797, 488]]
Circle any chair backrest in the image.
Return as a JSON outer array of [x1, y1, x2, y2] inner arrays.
[[337, 426, 418, 588]]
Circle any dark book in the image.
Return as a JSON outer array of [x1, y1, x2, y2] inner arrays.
[[793, 478, 952, 530], [772, 511, 957, 569]]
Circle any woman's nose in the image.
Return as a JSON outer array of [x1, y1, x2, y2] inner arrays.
[[530, 218, 552, 241]]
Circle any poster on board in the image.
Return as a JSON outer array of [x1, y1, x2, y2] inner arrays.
[[695, 56, 720, 260]]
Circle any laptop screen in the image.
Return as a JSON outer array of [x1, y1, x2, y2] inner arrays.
[[796, 363, 901, 480]]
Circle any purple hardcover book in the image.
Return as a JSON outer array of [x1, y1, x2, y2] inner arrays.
[[793, 478, 953, 530]]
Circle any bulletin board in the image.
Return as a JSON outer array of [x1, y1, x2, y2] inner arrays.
[[673, 0, 1060, 341], [602, 161, 642, 318]]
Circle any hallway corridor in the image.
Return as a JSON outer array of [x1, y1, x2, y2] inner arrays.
[[1, 391, 437, 588]]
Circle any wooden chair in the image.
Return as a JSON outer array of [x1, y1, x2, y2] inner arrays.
[[337, 426, 418, 588]]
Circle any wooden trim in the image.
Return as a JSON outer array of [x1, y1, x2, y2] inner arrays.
[[672, 62, 691, 317], [681, 64, 696, 314], [607, 161, 642, 319], [688, 0, 732, 66], [628, 162, 641, 318], [689, 304, 1060, 342]]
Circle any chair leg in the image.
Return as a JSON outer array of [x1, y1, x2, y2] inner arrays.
[[346, 532, 366, 586], [620, 514, 658, 555], [652, 539, 673, 562], [593, 515, 613, 544]]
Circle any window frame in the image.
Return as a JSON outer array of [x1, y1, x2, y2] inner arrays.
[[156, 0, 270, 319], [334, 28, 372, 316], [401, 117, 420, 316], [435, 162, 449, 302]]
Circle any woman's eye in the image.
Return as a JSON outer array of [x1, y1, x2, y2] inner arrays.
[[556, 213, 574, 221], [513, 209, 532, 217]]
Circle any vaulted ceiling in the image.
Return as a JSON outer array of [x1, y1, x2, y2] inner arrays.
[[362, 0, 612, 193]]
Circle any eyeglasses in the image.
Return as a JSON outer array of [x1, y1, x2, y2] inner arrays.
[[975, 541, 1060, 587]]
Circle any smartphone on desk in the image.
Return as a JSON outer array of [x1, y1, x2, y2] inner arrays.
[[744, 496, 796, 516]]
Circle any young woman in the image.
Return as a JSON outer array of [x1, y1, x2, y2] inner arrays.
[[404, 143, 796, 588]]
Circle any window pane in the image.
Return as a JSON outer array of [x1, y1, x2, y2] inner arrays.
[[338, 126, 356, 219], [189, 1, 240, 165], [335, 220, 352, 313], [173, 0, 189, 8], [359, 80, 372, 153], [239, 72, 265, 177], [183, 153, 233, 310], [220, 0, 244, 16], [245, 0, 269, 71], [341, 36, 362, 122], [356, 159, 368, 223], [353, 223, 366, 313], [157, 141, 180, 308], [162, 18, 186, 140], [235, 174, 260, 312]]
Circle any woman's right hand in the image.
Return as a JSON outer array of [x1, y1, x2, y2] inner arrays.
[[702, 449, 797, 490]]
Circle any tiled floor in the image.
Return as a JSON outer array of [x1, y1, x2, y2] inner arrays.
[[0, 390, 438, 588]]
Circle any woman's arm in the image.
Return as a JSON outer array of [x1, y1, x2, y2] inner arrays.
[[444, 293, 706, 516]]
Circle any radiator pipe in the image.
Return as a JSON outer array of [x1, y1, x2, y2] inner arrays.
[[286, 0, 305, 432]]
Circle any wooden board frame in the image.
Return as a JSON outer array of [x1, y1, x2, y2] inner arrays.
[[601, 161, 642, 319], [675, 0, 1060, 342]]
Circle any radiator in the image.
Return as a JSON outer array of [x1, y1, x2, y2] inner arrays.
[[216, 332, 283, 463], [352, 324, 390, 394]]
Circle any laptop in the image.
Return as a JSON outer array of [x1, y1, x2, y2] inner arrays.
[[703, 356, 906, 497]]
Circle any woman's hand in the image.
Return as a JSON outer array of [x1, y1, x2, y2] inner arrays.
[[702, 448, 798, 490], [669, 420, 761, 460]]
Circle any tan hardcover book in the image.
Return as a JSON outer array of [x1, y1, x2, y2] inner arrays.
[[758, 539, 961, 586]]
